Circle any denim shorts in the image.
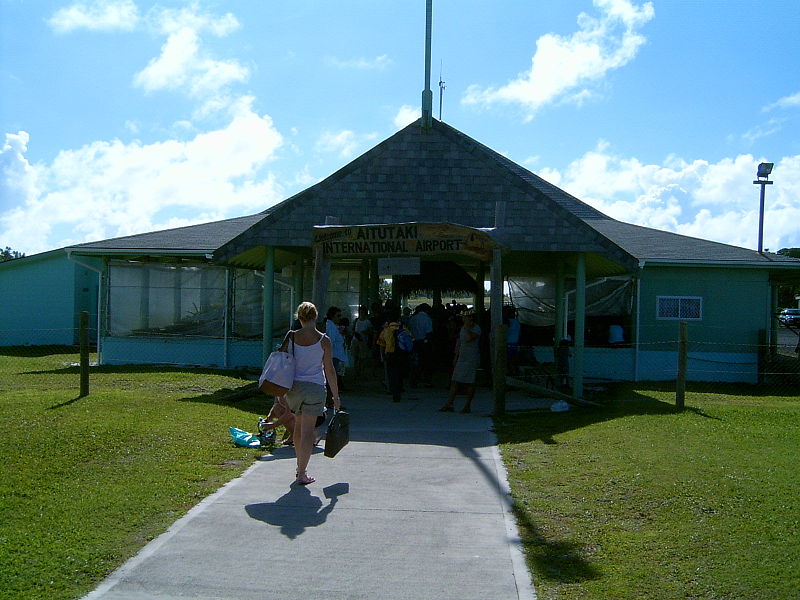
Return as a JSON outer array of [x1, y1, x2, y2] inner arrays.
[[285, 380, 326, 416]]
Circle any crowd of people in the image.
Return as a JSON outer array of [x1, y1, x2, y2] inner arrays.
[[330, 299, 491, 403], [257, 298, 532, 485]]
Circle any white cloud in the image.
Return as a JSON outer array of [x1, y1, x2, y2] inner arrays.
[[739, 118, 784, 145], [462, 0, 654, 119], [147, 4, 240, 37], [48, 0, 139, 33], [0, 132, 38, 211], [315, 130, 378, 159], [134, 26, 248, 96], [393, 105, 420, 129], [324, 55, 392, 70], [763, 91, 800, 112], [132, 5, 248, 116], [540, 143, 800, 250], [0, 104, 284, 254]]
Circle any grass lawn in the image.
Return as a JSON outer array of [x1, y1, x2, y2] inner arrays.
[[494, 382, 800, 600], [2, 348, 798, 599], [0, 347, 271, 600]]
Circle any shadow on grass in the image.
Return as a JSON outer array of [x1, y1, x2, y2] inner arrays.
[[510, 499, 602, 585], [47, 395, 87, 410], [24, 363, 256, 377], [0, 345, 80, 358], [177, 384, 268, 421], [496, 383, 722, 445]]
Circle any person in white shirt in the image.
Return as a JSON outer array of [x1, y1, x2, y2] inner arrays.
[[409, 303, 434, 387], [324, 305, 348, 399], [285, 302, 340, 485]]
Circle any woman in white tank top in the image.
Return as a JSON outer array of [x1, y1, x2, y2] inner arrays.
[[286, 302, 341, 485]]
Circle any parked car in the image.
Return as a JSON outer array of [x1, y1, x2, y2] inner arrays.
[[778, 308, 800, 327]]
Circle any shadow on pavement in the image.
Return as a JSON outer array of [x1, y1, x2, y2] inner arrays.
[[245, 483, 349, 539]]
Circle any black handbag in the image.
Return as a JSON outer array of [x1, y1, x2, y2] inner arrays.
[[324, 409, 350, 458]]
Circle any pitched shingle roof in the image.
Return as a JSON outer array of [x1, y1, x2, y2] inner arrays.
[[68, 214, 264, 256], [587, 218, 799, 265], [67, 119, 799, 278], [215, 119, 636, 271]]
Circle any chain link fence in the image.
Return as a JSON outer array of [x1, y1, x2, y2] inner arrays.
[[2, 324, 798, 397]]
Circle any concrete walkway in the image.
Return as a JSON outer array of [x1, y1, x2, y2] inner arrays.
[[84, 383, 541, 600]]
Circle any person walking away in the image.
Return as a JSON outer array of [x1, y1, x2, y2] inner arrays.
[[285, 302, 340, 485], [324, 305, 348, 401], [377, 311, 411, 402], [439, 309, 481, 413], [409, 303, 434, 387], [351, 305, 373, 378]]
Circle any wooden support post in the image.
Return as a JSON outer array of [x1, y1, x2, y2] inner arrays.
[[493, 324, 507, 416], [293, 256, 304, 312], [554, 259, 565, 343], [262, 246, 275, 364], [79, 311, 89, 397], [369, 259, 379, 307], [359, 259, 370, 312], [474, 262, 486, 315], [676, 321, 687, 410], [312, 216, 338, 316], [572, 253, 586, 400], [312, 247, 329, 315], [490, 248, 505, 415]]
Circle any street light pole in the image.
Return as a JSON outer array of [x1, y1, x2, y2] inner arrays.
[[753, 162, 774, 253]]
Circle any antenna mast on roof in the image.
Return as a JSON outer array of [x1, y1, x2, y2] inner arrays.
[[438, 60, 446, 121], [421, 0, 433, 128]]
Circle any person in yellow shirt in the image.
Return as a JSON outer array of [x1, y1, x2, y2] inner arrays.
[[377, 312, 413, 403]]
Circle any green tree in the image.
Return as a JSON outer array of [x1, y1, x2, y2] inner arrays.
[[0, 247, 25, 262]]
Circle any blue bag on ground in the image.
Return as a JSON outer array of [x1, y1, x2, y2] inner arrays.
[[229, 426, 262, 447], [324, 410, 350, 458]]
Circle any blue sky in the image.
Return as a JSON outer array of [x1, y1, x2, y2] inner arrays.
[[2, 0, 799, 256]]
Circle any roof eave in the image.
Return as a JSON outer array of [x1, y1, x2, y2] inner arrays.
[[67, 248, 213, 258], [639, 258, 800, 269]]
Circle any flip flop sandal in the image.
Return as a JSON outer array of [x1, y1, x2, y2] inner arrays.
[[295, 472, 315, 485]]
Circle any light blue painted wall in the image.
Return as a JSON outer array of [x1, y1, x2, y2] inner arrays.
[[102, 337, 263, 369], [0, 251, 97, 346], [638, 266, 768, 346], [91, 262, 770, 385], [635, 266, 766, 382], [531, 345, 635, 381], [523, 266, 768, 383]]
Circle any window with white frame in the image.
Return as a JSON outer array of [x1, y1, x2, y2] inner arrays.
[[656, 296, 703, 320]]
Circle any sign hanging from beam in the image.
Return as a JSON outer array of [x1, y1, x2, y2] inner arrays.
[[378, 257, 420, 275], [312, 222, 498, 262]]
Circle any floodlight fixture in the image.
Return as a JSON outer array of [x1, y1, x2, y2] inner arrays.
[[753, 162, 774, 253]]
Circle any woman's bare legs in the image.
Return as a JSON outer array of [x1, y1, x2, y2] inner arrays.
[[293, 412, 318, 484], [460, 384, 476, 413], [439, 381, 458, 411]]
